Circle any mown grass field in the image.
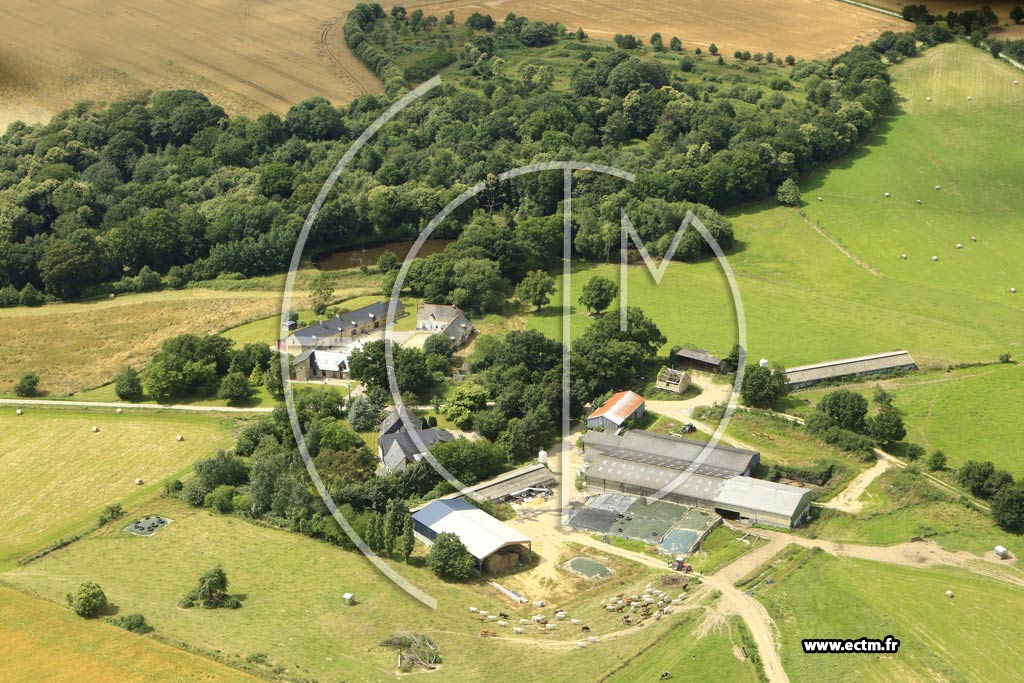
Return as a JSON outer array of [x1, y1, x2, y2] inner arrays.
[[5, 500, 704, 683], [0, 586, 260, 683], [607, 614, 762, 683], [753, 547, 1024, 683], [789, 363, 1024, 476], [524, 43, 1024, 370], [0, 407, 239, 568]]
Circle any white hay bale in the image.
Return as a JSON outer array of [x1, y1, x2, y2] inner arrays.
[[926, 96, 932, 101], [956, 243, 963, 249], [513, 627, 525, 634], [816, 196, 823, 202], [92, 426, 100, 433], [945, 589, 954, 598], [967, 96, 973, 101], [1015, 80, 1020, 85], [115, 408, 123, 414], [901, 254, 908, 260], [176, 434, 184, 442], [108, 293, 116, 299], [971, 236, 977, 242], [935, 185, 941, 190], [135, 478, 144, 485], [884, 192, 891, 197], [1011, 288, 1017, 294], [932, 256, 939, 262], [916, 199, 922, 205], [469, 607, 478, 613], [15, 409, 23, 415]]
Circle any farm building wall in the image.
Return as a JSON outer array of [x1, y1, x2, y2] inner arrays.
[[584, 477, 808, 528]]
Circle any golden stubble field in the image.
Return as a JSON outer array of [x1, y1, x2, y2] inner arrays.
[[0, 289, 284, 395], [0, 0, 909, 131], [0, 0, 383, 130], [422, 0, 907, 59]]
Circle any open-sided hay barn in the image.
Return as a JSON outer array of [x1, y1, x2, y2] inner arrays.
[[412, 499, 531, 575]]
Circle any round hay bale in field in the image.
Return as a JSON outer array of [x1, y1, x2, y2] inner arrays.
[[16, 409, 23, 415], [816, 196, 823, 202], [926, 96, 932, 101], [956, 243, 963, 249], [945, 590, 954, 598], [967, 96, 973, 101], [135, 478, 144, 485], [932, 256, 939, 262], [1011, 288, 1017, 294], [1014, 80, 1020, 86], [176, 434, 184, 442], [935, 185, 941, 190], [971, 236, 977, 242], [901, 254, 908, 260], [115, 408, 123, 414], [108, 293, 116, 299], [916, 199, 922, 205], [884, 192, 891, 197], [92, 426, 100, 433]]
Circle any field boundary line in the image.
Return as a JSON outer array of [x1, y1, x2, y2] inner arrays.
[[0, 398, 273, 413], [789, 208, 886, 278], [833, 0, 904, 19]]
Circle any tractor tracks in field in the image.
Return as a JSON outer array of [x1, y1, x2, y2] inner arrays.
[[789, 208, 886, 278], [319, 13, 368, 97]]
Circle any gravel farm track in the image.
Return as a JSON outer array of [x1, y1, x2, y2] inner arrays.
[[1, 0, 906, 130]]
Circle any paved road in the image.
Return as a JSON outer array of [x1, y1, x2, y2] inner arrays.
[[0, 398, 274, 413]]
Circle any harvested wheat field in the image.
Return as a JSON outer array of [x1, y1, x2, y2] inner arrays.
[[0, 0, 382, 131], [421, 0, 908, 59], [0, 290, 284, 395]]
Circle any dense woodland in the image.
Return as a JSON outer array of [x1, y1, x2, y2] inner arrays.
[[0, 7, 908, 306]]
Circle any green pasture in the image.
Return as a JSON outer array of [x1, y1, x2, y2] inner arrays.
[[5, 500, 702, 683], [607, 614, 762, 683], [789, 363, 1024, 475], [754, 547, 1024, 683], [524, 43, 1024, 369], [0, 407, 239, 568]]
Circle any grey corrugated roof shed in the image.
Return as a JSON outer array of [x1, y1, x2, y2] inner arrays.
[[586, 451, 730, 501], [785, 351, 916, 386], [583, 430, 757, 477], [675, 347, 723, 366], [441, 464, 555, 503], [712, 476, 811, 518]]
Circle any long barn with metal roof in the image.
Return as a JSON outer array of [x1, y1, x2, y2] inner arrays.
[[784, 351, 916, 389], [582, 430, 811, 528]]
